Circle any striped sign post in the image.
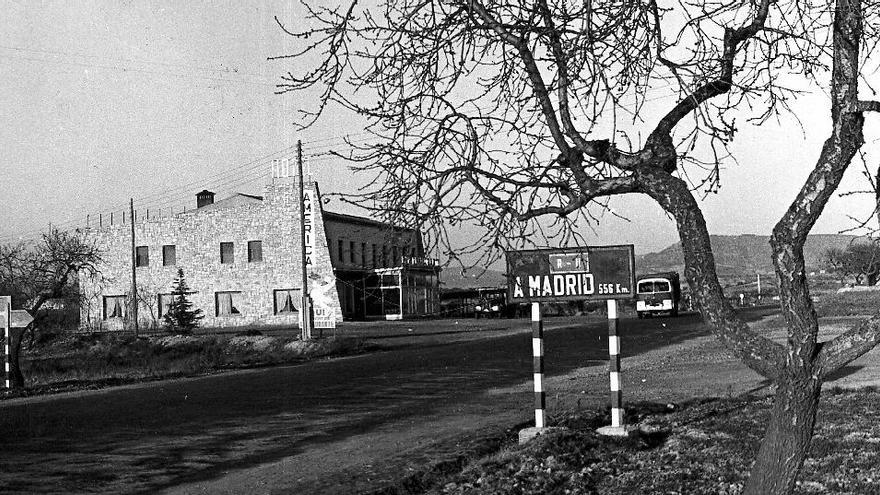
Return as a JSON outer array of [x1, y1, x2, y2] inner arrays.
[[1, 296, 10, 389], [596, 298, 635, 436], [531, 302, 545, 429], [606, 299, 625, 429], [507, 245, 637, 442]]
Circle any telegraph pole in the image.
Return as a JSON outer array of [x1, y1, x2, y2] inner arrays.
[[130, 198, 138, 337], [297, 141, 313, 340]]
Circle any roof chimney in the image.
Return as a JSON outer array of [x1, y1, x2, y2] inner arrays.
[[196, 190, 215, 208]]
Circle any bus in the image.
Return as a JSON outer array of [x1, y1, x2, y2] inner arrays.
[[636, 272, 681, 318]]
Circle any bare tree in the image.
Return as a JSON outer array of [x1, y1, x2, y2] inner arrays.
[[274, 1, 880, 492], [0, 229, 102, 388], [823, 242, 880, 286], [823, 246, 853, 284]]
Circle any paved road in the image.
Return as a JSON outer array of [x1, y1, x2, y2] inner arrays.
[[0, 310, 772, 494]]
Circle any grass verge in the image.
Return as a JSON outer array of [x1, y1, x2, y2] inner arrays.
[[384, 388, 880, 495], [814, 289, 880, 317], [6, 331, 377, 399]]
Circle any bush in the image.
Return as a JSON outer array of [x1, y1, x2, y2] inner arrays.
[[18, 332, 370, 392]]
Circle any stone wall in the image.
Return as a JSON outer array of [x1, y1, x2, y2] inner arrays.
[[80, 179, 342, 331]]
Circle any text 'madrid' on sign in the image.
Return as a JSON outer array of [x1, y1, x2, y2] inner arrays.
[[506, 245, 636, 302]]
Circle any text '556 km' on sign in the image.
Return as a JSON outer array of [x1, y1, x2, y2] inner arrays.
[[506, 245, 636, 302]]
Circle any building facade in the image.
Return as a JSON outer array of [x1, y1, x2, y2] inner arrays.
[[80, 167, 440, 331], [325, 212, 440, 320]]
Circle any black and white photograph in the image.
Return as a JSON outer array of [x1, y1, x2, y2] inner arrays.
[[3, 1, 880, 493]]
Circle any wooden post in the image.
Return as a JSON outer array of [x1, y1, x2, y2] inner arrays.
[[130, 199, 138, 337]]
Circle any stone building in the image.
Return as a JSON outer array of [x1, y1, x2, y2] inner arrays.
[[80, 166, 440, 332]]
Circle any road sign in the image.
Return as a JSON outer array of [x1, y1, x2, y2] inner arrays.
[[11, 310, 33, 328], [506, 245, 636, 303]]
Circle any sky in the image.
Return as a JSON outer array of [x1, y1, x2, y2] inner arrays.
[[2, 1, 879, 263]]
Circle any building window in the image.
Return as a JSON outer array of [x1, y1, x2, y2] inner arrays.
[[361, 243, 367, 267], [162, 245, 176, 266], [338, 239, 344, 262], [215, 291, 242, 316], [135, 246, 149, 267], [103, 295, 126, 319], [392, 245, 399, 266], [364, 271, 402, 318], [220, 242, 234, 264], [382, 245, 388, 267], [273, 289, 302, 314], [349, 241, 356, 264], [248, 240, 263, 263], [372, 244, 378, 268]]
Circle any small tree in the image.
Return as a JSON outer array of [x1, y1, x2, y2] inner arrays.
[[823, 242, 880, 286], [0, 228, 101, 388], [163, 269, 203, 334]]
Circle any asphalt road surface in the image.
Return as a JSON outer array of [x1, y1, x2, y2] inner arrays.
[[0, 310, 774, 494]]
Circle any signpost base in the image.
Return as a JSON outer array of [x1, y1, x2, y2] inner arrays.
[[518, 426, 568, 445], [596, 425, 639, 437]]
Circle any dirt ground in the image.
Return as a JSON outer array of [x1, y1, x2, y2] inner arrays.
[[167, 313, 880, 495]]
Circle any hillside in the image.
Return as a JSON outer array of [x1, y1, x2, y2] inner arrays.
[[440, 268, 507, 289], [637, 234, 868, 279], [438, 234, 868, 290]]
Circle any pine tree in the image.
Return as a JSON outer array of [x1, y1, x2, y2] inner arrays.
[[163, 268, 203, 334]]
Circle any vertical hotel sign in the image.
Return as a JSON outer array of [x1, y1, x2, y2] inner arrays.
[[302, 188, 315, 266], [1, 296, 9, 388], [506, 245, 636, 302]]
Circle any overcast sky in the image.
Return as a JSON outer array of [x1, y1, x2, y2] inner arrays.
[[2, 1, 879, 259]]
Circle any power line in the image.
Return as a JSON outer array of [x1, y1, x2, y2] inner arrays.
[[0, 83, 687, 243], [0, 133, 377, 242], [0, 52, 276, 88], [0, 44, 270, 79]]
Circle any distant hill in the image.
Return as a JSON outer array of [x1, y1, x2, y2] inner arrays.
[[438, 234, 868, 290], [441, 268, 507, 289], [637, 234, 868, 279]]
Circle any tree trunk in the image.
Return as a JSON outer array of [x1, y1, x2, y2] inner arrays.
[[8, 326, 26, 388], [743, 376, 821, 495]]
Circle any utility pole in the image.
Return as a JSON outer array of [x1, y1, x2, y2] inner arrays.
[[297, 140, 313, 340], [130, 198, 138, 337]]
